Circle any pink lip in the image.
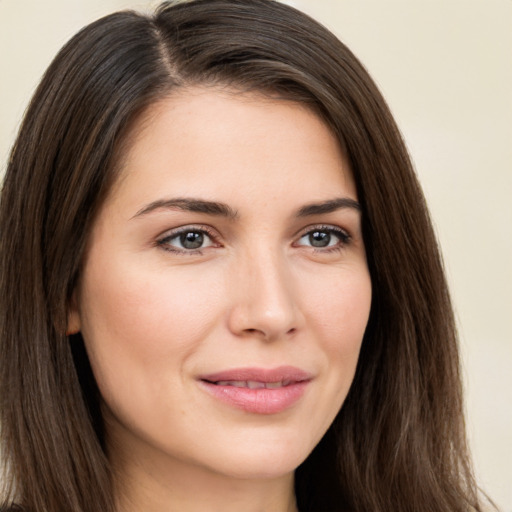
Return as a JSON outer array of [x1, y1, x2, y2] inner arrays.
[[198, 366, 312, 415]]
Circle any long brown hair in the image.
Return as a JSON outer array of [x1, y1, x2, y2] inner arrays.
[[0, 1, 485, 511]]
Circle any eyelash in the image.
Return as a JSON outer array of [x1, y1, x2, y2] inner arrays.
[[156, 225, 219, 255], [294, 225, 351, 253], [156, 224, 352, 255]]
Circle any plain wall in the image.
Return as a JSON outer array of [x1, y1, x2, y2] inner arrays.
[[1, 1, 511, 509]]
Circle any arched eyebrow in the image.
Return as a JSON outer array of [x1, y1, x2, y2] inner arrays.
[[132, 196, 360, 220], [296, 198, 361, 217], [132, 198, 239, 220]]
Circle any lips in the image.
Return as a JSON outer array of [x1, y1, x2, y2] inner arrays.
[[198, 366, 312, 414], [214, 380, 292, 389]]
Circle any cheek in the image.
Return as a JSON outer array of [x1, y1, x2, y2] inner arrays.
[[304, 266, 372, 348], [290, 265, 371, 439], [305, 265, 371, 398], [77, 258, 222, 402]]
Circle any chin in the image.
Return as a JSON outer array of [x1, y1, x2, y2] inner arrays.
[[201, 432, 315, 480]]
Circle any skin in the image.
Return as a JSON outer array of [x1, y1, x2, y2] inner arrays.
[[68, 87, 372, 512]]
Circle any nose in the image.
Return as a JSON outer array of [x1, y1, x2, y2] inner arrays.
[[227, 250, 302, 342]]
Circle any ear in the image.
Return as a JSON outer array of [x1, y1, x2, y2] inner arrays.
[[66, 292, 81, 336]]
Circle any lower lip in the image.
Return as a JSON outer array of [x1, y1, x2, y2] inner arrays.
[[199, 380, 310, 414]]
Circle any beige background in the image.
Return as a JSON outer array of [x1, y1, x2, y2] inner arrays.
[[1, 0, 511, 509]]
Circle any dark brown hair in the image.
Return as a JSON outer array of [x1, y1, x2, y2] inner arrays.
[[0, 1, 485, 511]]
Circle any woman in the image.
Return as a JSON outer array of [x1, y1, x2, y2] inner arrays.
[[0, 1, 487, 511]]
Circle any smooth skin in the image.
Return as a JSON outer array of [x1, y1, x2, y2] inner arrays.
[[68, 87, 372, 512]]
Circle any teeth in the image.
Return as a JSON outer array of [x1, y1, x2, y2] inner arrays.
[[213, 380, 288, 389], [247, 380, 265, 389], [216, 380, 246, 387]]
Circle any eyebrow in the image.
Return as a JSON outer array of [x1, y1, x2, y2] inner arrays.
[[296, 197, 361, 217], [132, 196, 361, 220], [132, 198, 239, 220]]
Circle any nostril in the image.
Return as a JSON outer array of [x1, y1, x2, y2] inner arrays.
[[241, 326, 297, 340], [243, 328, 261, 336]]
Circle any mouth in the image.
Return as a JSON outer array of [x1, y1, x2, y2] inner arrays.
[[206, 379, 295, 389], [198, 366, 312, 414]]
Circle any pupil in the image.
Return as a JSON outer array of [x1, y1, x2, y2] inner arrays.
[[309, 231, 330, 247], [180, 231, 203, 249]]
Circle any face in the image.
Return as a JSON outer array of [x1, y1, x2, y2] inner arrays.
[[69, 88, 372, 485]]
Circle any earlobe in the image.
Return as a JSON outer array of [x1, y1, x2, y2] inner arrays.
[[66, 294, 81, 336]]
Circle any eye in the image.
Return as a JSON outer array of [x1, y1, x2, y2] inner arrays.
[[296, 226, 350, 250], [157, 227, 217, 253]]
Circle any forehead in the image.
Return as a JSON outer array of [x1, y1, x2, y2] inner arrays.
[[107, 86, 356, 214]]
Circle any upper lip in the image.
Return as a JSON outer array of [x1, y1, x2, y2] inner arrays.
[[199, 366, 313, 384]]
